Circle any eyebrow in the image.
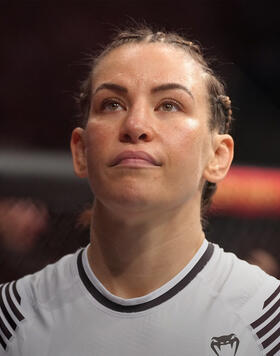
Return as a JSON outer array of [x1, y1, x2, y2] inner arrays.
[[93, 83, 128, 95], [151, 83, 194, 100], [93, 82, 194, 100]]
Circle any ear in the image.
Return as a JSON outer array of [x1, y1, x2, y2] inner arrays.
[[203, 133, 234, 183], [70, 127, 88, 178]]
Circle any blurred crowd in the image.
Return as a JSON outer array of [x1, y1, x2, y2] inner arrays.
[[0, 198, 279, 283], [0, 199, 48, 252], [0, 198, 90, 283]]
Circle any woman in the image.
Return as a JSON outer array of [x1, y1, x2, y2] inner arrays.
[[1, 26, 279, 356]]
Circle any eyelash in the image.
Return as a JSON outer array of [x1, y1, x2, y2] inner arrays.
[[156, 100, 182, 112], [100, 99, 125, 112], [99, 98, 183, 113]]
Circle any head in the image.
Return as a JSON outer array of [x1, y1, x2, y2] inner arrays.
[[247, 249, 280, 277], [71, 26, 234, 224]]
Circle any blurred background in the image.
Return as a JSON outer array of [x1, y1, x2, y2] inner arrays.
[[0, 0, 279, 282]]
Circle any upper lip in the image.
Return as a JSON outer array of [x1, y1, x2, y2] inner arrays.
[[110, 150, 161, 166]]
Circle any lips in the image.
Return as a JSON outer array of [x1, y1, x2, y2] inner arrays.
[[110, 151, 161, 167]]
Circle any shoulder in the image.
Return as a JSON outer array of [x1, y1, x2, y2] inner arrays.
[[204, 243, 279, 307], [212, 245, 280, 294], [19, 248, 82, 308], [203, 243, 280, 354], [0, 248, 84, 353], [200, 243, 279, 319]]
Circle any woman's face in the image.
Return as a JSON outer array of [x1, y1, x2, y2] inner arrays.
[[72, 43, 219, 215]]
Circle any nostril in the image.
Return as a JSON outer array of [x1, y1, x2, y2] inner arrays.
[[120, 132, 148, 143], [122, 133, 132, 142], [139, 133, 147, 140]]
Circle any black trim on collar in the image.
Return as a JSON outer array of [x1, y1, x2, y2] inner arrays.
[[77, 243, 214, 313]]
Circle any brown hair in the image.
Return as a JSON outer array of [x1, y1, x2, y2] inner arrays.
[[77, 25, 233, 221]]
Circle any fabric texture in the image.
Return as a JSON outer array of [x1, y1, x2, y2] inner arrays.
[[0, 241, 279, 356]]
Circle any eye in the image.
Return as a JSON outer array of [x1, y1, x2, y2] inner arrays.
[[157, 100, 181, 112], [101, 99, 125, 112]]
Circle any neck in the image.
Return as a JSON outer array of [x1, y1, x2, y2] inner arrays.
[[87, 198, 205, 299]]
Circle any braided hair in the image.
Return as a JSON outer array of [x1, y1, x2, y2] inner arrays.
[[77, 26, 233, 222]]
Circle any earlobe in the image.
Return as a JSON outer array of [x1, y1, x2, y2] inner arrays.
[[70, 127, 88, 178], [204, 134, 234, 183]]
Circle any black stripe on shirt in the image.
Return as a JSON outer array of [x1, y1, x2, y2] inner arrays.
[[12, 282, 21, 305], [0, 285, 12, 350], [0, 334, 7, 351], [262, 327, 280, 349], [5, 283, 24, 322], [251, 297, 280, 329], [257, 311, 280, 339], [251, 286, 280, 355], [0, 284, 17, 330], [262, 326, 280, 349], [264, 284, 280, 309], [0, 313, 12, 340], [0, 281, 25, 351], [77, 242, 214, 313], [266, 341, 280, 356]]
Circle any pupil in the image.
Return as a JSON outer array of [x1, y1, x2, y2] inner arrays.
[[109, 102, 119, 110]]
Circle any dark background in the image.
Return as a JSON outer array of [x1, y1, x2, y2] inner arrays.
[[0, 0, 279, 166], [0, 1, 279, 282]]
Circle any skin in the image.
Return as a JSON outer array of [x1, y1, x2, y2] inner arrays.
[[0, 199, 48, 252], [247, 249, 279, 277], [71, 43, 234, 298]]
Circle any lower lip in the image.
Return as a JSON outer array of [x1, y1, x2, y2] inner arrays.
[[115, 158, 157, 167]]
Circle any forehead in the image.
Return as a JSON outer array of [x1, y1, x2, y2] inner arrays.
[[92, 43, 207, 98]]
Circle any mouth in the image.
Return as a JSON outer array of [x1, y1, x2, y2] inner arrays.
[[113, 158, 157, 167], [110, 151, 162, 168]]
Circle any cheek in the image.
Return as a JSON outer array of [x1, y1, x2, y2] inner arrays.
[[84, 121, 117, 192], [158, 119, 207, 200], [85, 121, 116, 163], [84, 122, 117, 193], [163, 118, 211, 194], [165, 119, 203, 161]]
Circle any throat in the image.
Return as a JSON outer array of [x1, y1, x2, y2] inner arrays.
[[87, 233, 205, 299]]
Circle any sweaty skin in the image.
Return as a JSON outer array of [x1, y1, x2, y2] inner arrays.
[[71, 43, 233, 298]]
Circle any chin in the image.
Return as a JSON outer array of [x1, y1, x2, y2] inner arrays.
[[99, 187, 162, 213], [110, 190, 153, 207]]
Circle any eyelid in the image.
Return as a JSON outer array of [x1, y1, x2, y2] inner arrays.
[[156, 98, 183, 111], [100, 97, 126, 111]]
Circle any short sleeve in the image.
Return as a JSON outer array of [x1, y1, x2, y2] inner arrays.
[[0, 281, 25, 355], [242, 277, 280, 356]]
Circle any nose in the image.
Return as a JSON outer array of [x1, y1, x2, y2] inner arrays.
[[119, 104, 154, 144]]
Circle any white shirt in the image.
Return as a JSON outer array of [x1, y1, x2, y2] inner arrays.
[[0, 240, 279, 356]]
